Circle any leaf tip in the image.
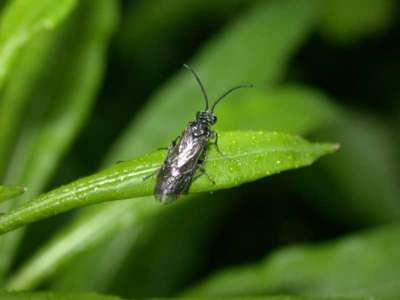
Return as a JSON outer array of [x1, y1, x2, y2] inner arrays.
[[331, 143, 341, 152], [320, 143, 341, 154]]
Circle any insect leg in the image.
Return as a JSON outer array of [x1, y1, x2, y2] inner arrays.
[[142, 169, 159, 181], [194, 165, 216, 185], [210, 131, 224, 156], [194, 154, 215, 185], [171, 136, 179, 147]]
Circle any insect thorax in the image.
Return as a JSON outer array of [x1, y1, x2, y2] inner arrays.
[[190, 120, 211, 138]]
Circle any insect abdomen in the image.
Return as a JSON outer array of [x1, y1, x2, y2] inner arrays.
[[155, 170, 193, 203]]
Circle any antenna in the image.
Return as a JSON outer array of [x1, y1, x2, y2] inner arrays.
[[211, 84, 253, 112], [183, 64, 209, 110]]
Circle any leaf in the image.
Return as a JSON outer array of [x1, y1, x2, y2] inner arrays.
[[10, 198, 158, 292], [0, 0, 118, 281], [184, 225, 400, 299], [116, 0, 252, 60], [318, 0, 395, 44], [0, 291, 377, 300], [0, 33, 53, 178], [0, 185, 25, 203], [0, 131, 337, 239], [53, 194, 233, 295], [11, 0, 321, 290], [0, 0, 77, 89], [0, 291, 122, 300]]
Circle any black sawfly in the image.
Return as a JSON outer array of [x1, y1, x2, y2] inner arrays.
[[148, 64, 252, 203]]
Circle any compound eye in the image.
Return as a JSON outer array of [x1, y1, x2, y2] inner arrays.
[[212, 116, 217, 124]]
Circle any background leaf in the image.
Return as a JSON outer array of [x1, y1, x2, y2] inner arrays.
[[0, 291, 122, 300], [0, 0, 117, 282], [318, 0, 395, 44], [0, 185, 25, 203], [116, 0, 253, 63], [0, 291, 380, 300], [214, 86, 337, 134], [295, 110, 400, 225], [0, 0, 77, 89], [185, 225, 400, 298]]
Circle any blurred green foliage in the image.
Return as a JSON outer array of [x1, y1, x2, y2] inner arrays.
[[0, 185, 25, 203], [185, 224, 400, 298], [319, 0, 395, 44], [0, 0, 117, 282], [0, 0, 77, 89], [0, 0, 399, 299], [0, 291, 121, 300]]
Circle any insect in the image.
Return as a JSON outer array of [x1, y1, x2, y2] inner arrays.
[[150, 64, 252, 203]]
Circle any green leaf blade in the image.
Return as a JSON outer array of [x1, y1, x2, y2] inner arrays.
[[0, 290, 378, 300], [0, 0, 77, 89], [190, 131, 338, 193], [319, 0, 395, 44], [0, 185, 25, 203], [0, 0, 118, 281], [0, 131, 337, 238], [0, 291, 122, 300]]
